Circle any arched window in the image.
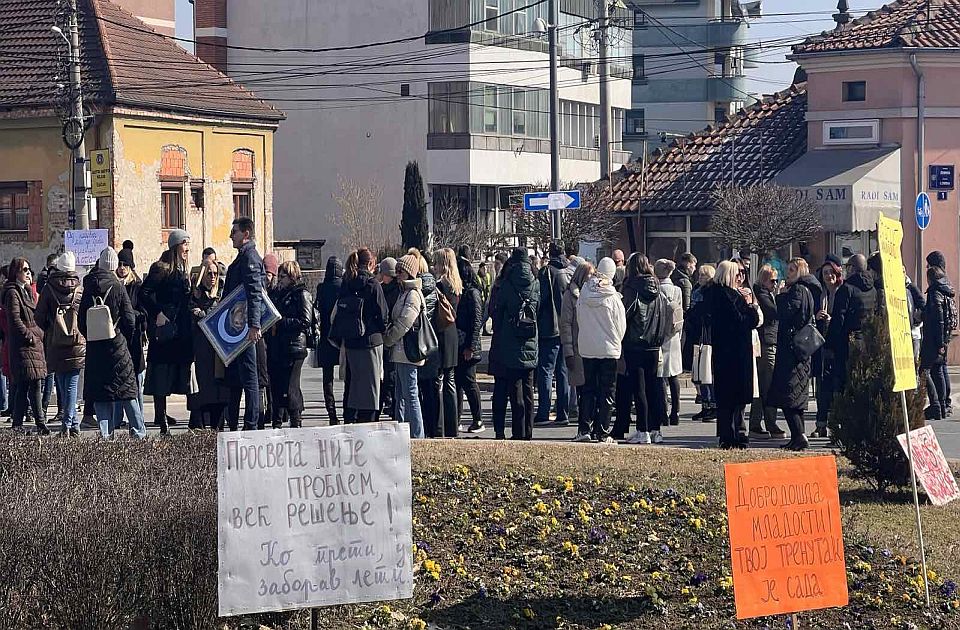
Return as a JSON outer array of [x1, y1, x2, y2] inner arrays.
[[232, 150, 254, 219], [159, 147, 187, 229]]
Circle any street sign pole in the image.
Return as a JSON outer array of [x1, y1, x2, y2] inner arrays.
[[547, 0, 560, 242]]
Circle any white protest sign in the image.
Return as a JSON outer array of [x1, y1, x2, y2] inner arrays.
[[217, 423, 413, 616], [897, 425, 960, 506], [64, 229, 109, 266]]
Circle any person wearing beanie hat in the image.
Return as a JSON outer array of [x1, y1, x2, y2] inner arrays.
[[379, 257, 398, 278], [78, 244, 145, 438], [382, 253, 426, 437], [117, 247, 135, 271], [98, 247, 119, 272], [36, 250, 85, 435], [927, 250, 947, 271], [223, 215, 266, 431], [489, 245, 540, 440], [115, 243, 147, 404], [141, 230, 194, 433], [263, 253, 280, 290], [574, 254, 625, 443], [377, 256, 401, 418], [536, 241, 572, 428]]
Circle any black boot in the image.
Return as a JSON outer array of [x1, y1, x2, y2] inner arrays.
[[327, 407, 340, 426]]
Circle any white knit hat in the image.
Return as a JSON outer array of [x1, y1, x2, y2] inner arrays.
[[597, 257, 616, 279], [98, 247, 119, 272], [56, 251, 76, 273]]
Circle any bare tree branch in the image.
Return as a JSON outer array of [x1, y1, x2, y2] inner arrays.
[[512, 181, 623, 254], [710, 183, 822, 254], [431, 197, 510, 256], [331, 174, 399, 254]]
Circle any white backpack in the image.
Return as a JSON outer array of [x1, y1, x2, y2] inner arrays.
[[86, 287, 116, 342]]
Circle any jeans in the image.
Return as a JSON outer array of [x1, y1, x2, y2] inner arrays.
[[41, 372, 54, 414], [136, 370, 146, 415], [535, 337, 569, 422], [394, 363, 424, 439], [927, 361, 949, 414], [55, 370, 81, 431], [749, 343, 778, 431], [492, 368, 534, 439], [228, 343, 260, 431], [579, 358, 616, 440], [95, 399, 146, 439], [455, 361, 483, 425]]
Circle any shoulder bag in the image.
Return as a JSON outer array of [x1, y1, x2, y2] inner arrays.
[[403, 298, 438, 363], [792, 286, 825, 360]]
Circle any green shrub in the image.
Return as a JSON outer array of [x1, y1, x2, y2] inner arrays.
[[828, 312, 926, 494]]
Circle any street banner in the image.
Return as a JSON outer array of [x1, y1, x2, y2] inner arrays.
[[877, 215, 918, 392], [199, 286, 281, 366], [897, 426, 960, 506], [217, 423, 413, 616], [724, 456, 848, 619], [64, 229, 108, 266]]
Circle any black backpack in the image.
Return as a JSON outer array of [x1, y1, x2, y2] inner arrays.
[[634, 293, 673, 347], [506, 278, 537, 340], [330, 292, 365, 342]]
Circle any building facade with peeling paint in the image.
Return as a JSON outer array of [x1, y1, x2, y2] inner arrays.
[[0, 0, 282, 272]]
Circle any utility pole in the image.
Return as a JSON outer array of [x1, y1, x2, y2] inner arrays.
[[69, 0, 90, 229], [548, 0, 561, 242], [598, 0, 611, 182]]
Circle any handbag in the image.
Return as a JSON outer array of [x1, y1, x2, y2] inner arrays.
[[792, 285, 825, 360], [154, 314, 178, 343], [693, 344, 713, 385], [403, 301, 438, 363]]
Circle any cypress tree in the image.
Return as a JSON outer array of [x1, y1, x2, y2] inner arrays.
[[401, 161, 429, 250]]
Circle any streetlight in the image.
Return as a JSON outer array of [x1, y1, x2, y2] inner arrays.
[[533, 3, 561, 242]]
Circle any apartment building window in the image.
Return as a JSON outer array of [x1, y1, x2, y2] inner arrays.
[[842, 81, 866, 102], [612, 108, 625, 150], [715, 107, 728, 124], [483, 85, 498, 132], [0, 182, 29, 231], [484, 0, 498, 30], [161, 188, 183, 229], [429, 82, 470, 133], [512, 90, 526, 135], [633, 10, 647, 28], [632, 54, 645, 81], [232, 150, 255, 220], [626, 109, 645, 135]]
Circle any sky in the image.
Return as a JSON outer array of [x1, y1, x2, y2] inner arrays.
[[172, 0, 859, 98]]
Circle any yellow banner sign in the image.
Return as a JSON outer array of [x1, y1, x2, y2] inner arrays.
[[89, 148, 112, 198], [878, 215, 918, 392]]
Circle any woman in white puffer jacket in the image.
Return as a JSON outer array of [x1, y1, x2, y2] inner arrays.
[[574, 257, 626, 444]]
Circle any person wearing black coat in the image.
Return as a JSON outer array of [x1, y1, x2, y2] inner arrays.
[[314, 256, 343, 424], [267, 261, 313, 429], [748, 266, 784, 438], [117, 248, 147, 420], [79, 248, 145, 438], [140, 230, 195, 433], [825, 254, 877, 391], [489, 247, 540, 440], [456, 265, 484, 433], [187, 260, 229, 429], [4, 258, 47, 435], [415, 253, 443, 437], [336, 248, 388, 423], [704, 260, 761, 449], [921, 265, 955, 420], [925, 250, 954, 416], [434, 248, 462, 438], [534, 242, 570, 427], [768, 259, 819, 451]]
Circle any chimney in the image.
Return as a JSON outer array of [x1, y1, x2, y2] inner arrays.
[[833, 0, 851, 29], [194, 0, 228, 73]]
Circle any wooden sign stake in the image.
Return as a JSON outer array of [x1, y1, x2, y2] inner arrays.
[[310, 608, 319, 630], [790, 613, 799, 628], [900, 391, 931, 606]]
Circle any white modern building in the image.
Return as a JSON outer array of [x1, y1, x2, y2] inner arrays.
[[194, 0, 633, 258], [624, 0, 761, 156]]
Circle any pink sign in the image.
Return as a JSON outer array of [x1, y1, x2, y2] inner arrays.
[[897, 426, 960, 506]]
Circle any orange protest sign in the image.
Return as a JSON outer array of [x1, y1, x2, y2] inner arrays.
[[724, 456, 848, 619]]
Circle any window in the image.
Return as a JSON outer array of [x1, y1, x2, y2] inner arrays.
[[428, 82, 469, 134], [0, 182, 29, 231], [633, 10, 647, 28], [161, 188, 183, 229], [512, 89, 526, 135], [632, 54, 645, 81], [823, 119, 879, 145], [715, 107, 728, 124], [483, 85, 498, 133], [232, 150, 255, 220], [400, 83, 410, 97], [626, 109, 645, 135], [485, 0, 498, 30], [842, 81, 866, 102]]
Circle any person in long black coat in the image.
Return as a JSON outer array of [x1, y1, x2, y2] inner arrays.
[[435, 248, 462, 438], [768, 259, 819, 451], [920, 265, 955, 420], [704, 260, 761, 449], [79, 248, 145, 438], [268, 261, 313, 429], [314, 256, 343, 424], [187, 260, 229, 429], [456, 265, 484, 433]]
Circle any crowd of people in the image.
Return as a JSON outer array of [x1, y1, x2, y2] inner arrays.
[[1, 224, 955, 449]]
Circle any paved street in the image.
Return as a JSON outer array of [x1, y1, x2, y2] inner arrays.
[[79, 359, 960, 459]]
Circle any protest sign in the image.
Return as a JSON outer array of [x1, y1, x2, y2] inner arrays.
[[877, 215, 918, 392], [217, 423, 413, 617], [724, 456, 848, 619], [897, 426, 960, 506], [64, 229, 108, 266]]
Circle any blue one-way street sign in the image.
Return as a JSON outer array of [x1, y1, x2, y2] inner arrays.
[[523, 190, 581, 212]]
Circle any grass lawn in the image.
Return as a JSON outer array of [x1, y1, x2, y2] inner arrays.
[[306, 441, 960, 629]]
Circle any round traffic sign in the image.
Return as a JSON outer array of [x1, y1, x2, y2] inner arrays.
[[916, 192, 931, 231]]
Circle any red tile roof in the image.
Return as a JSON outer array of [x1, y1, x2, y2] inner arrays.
[[597, 84, 808, 215], [793, 0, 960, 54], [0, 0, 283, 122]]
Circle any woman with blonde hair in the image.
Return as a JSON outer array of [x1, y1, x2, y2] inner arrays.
[[382, 255, 426, 437], [267, 260, 313, 429], [703, 260, 761, 448], [433, 248, 462, 437], [768, 258, 820, 451], [187, 259, 229, 429], [748, 264, 784, 438]]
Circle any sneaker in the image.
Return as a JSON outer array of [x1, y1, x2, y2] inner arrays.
[[68, 428, 80, 438], [599, 436, 615, 444], [553, 418, 570, 427], [573, 433, 592, 443], [626, 431, 651, 445], [669, 414, 680, 426], [808, 427, 828, 439], [533, 418, 553, 427], [467, 421, 486, 434], [650, 430, 663, 444]]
